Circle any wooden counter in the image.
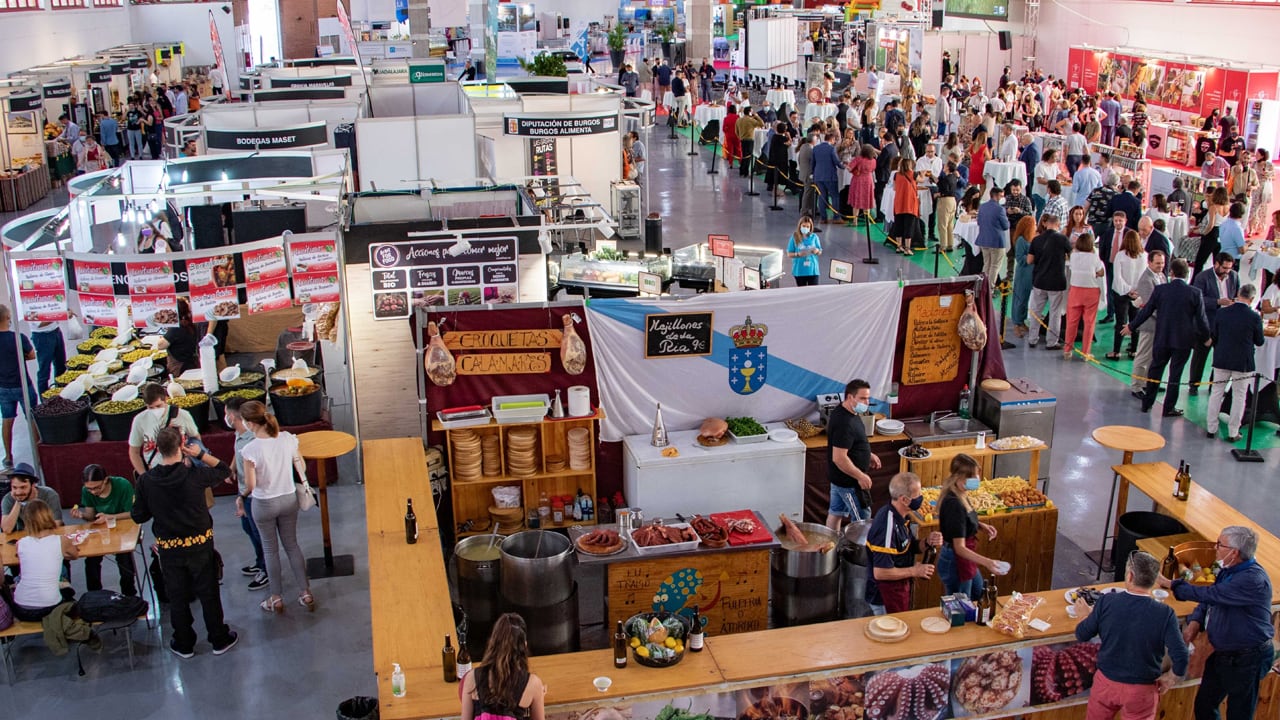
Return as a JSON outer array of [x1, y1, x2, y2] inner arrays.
[[1116, 461, 1280, 605], [900, 441, 1045, 488], [801, 431, 909, 522]]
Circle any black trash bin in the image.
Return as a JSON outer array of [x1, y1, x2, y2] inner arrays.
[[1112, 511, 1187, 581], [337, 696, 378, 720], [644, 214, 663, 256]]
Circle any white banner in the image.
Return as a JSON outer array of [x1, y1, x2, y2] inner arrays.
[[586, 282, 904, 441], [428, 0, 468, 29]]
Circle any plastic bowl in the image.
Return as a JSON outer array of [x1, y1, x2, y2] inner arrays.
[[593, 677, 612, 692]]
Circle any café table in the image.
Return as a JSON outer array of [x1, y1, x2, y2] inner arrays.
[[298, 430, 358, 578], [1, 519, 141, 566], [693, 103, 726, 128], [803, 103, 837, 126], [1090, 425, 1166, 578], [983, 161, 1027, 197]]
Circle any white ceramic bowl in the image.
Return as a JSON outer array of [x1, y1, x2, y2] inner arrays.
[[768, 428, 799, 443], [593, 676, 612, 692], [1153, 589, 1169, 602], [876, 419, 905, 435]]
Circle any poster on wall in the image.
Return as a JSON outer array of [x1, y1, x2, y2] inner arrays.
[[13, 257, 66, 292], [246, 278, 293, 314], [1128, 63, 1164, 99], [131, 293, 179, 328], [18, 289, 68, 322], [190, 285, 241, 322], [368, 236, 519, 320], [79, 293, 118, 326]]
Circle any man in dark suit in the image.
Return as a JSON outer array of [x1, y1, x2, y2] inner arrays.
[[811, 131, 843, 224], [1138, 216, 1172, 259], [1204, 284, 1265, 441], [1107, 180, 1143, 231], [873, 129, 899, 220], [1123, 258, 1210, 416], [1187, 253, 1241, 396]]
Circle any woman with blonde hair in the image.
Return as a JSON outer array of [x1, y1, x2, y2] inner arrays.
[[936, 454, 1003, 599], [239, 400, 312, 613], [461, 613, 547, 720], [1107, 230, 1146, 360], [11, 500, 77, 621]]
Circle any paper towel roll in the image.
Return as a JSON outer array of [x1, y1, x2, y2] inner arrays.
[[567, 385, 591, 417]]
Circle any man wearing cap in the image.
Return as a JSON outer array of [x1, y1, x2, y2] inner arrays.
[[1, 464, 63, 533]]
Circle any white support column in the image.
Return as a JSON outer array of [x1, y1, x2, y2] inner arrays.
[[687, 0, 713, 65]]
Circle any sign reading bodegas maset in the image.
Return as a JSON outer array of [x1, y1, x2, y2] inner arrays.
[[205, 122, 329, 151], [503, 113, 619, 137]]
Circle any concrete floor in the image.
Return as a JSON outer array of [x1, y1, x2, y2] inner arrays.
[[3, 102, 1279, 717]]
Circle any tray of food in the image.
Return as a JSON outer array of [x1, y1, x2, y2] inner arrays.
[[783, 417, 824, 438], [999, 486, 1049, 509], [1064, 586, 1121, 606], [726, 416, 769, 443], [899, 443, 932, 460], [989, 435, 1046, 451], [574, 527, 628, 556], [966, 490, 1006, 515], [710, 510, 772, 545], [689, 515, 728, 548], [628, 522, 701, 555]]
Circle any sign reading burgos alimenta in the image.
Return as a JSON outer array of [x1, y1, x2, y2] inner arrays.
[[504, 113, 618, 137]]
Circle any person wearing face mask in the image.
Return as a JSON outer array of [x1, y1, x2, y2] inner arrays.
[[825, 379, 881, 530], [128, 382, 204, 478], [787, 216, 823, 286], [935, 454, 1006, 599], [866, 472, 943, 615], [1158, 526, 1274, 720]]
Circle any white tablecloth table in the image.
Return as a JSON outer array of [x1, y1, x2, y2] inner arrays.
[[694, 104, 727, 127], [662, 90, 676, 109], [1165, 213, 1189, 248], [878, 178, 935, 236], [983, 161, 1027, 195], [1240, 247, 1280, 284], [804, 103, 838, 125], [766, 88, 796, 109], [954, 217, 1007, 279], [1256, 334, 1280, 389]]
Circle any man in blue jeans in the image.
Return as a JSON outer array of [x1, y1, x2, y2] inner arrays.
[[825, 379, 879, 530], [0, 305, 37, 469], [30, 320, 66, 393], [224, 397, 268, 591]]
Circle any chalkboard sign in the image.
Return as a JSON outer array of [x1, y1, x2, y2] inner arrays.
[[645, 312, 714, 359], [901, 294, 964, 386]]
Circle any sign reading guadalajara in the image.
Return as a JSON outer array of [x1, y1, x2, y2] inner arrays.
[[204, 122, 329, 150], [503, 112, 619, 137]]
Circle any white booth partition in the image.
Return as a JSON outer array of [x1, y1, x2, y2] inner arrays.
[[198, 99, 365, 154], [745, 15, 798, 71], [354, 115, 479, 190]]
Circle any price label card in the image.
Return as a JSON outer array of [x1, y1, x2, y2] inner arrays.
[[75, 260, 114, 294], [190, 285, 241, 322], [288, 239, 339, 274], [132, 293, 179, 328], [638, 271, 661, 295], [243, 246, 287, 283], [246, 278, 293, 314], [14, 257, 66, 291], [18, 288, 68, 322], [79, 293, 118, 326], [743, 267, 761, 290], [293, 272, 341, 304], [829, 259, 854, 283], [187, 254, 237, 291], [126, 261, 175, 295]]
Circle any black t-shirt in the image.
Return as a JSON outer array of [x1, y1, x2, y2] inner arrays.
[[939, 493, 979, 543], [163, 325, 199, 372], [866, 503, 915, 606], [126, 109, 142, 130], [1029, 231, 1071, 291], [672, 76, 686, 97], [827, 404, 871, 488], [0, 331, 33, 388]]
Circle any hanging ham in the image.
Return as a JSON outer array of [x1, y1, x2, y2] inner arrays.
[[958, 290, 988, 351], [561, 314, 587, 375], [424, 321, 457, 386]]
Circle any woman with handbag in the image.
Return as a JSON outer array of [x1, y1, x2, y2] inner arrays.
[[239, 401, 314, 613]]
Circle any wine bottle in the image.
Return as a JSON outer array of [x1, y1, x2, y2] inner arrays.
[[405, 499, 418, 545], [688, 606, 705, 652], [1162, 546, 1180, 580], [442, 635, 458, 683], [456, 637, 473, 678], [1178, 464, 1192, 501], [976, 586, 989, 626], [613, 620, 628, 668]]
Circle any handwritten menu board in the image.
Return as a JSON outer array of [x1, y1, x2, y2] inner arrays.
[[901, 294, 965, 386], [645, 312, 714, 359]]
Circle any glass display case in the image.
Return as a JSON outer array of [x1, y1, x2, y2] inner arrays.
[[672, 242, 784, 291], [554, 251, 672, 295]]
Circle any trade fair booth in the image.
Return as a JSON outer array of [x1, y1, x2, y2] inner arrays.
[[0, 84, 51, 212]]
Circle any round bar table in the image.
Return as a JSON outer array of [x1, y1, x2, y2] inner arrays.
[[1090, 425, 1166, 578], [299, 430, 358, 578]]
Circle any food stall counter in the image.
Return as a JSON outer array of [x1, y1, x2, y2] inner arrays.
[[622, 428, 806, 527]]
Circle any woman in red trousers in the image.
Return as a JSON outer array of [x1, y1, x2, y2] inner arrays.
[[1063, 233, 1106, 360], [722, 105, 742, 170]]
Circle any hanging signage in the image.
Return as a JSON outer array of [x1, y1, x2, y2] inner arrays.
[[110, 62, 130, 76], [269, 75, 354, 88], [504, 112, 619, 137], [408, 61, 447, 84], [246, 278, 293, 313], [6, 93, 42, 113], [293, 272, 342, 304], [131, 293, 179, 328], [287, 237, 339, 274], [13, 257, 66, 291], [125, 260, 176, 295], [74, 260, 114, 294], [246, 88, 347, 102], [901, 294, 965, 386], [190, 285, 241, 322], [205, 122, 329, 151], [80, 293, 118, 326], [369, 236, 519, 319], [187, 254, 237, 291], [87, 68, 112, 84], [644, 312, 714, 359], [19, 289, 69, 323], [43, 83, 72, 100], [130, 56, 150, 69], [243, 246, 288, 282]]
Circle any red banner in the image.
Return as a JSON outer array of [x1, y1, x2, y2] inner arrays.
[[1066, 48, 1084, 90], [1246, 72, 1279, 103], [126, 260, 175, 295], [131, 294, 179, 328], [79, 293, 118, 326], [336, 0, 364, 69], [74, 260, 113, 294], [1201, 66, 1225, 117], [1081, 51, 1100, 96], [209, 10, 232, 101], [1223, 69, 1250, 116], [19, 289, 68, 323]]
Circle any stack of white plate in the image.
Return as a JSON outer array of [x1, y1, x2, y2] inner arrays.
[[875, 419, 905, 436]]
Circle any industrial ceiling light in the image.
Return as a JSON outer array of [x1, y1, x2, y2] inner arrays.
[[446, 238, 472, 257]]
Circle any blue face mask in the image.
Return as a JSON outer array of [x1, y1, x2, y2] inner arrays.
[[853, 402, 869, 414], [965, 477, 981, 491], [908, 496, 924, 511]]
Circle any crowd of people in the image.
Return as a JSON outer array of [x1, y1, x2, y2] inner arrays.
[[52, 79, 205, 175]]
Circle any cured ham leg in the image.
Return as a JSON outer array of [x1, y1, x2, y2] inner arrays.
[[424, 321, 457, 386], [561, 314, 587, 375]]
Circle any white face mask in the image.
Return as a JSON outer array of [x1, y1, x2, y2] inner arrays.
[[151, 405, 169, 419], [224, 415, 234, 428]]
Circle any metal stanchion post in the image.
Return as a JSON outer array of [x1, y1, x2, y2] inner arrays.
[[1231, 373, 1265, 463], [688, 120, 698, 156], [708, 139, 720, 174], [861, 212, 879, 265], [769, 170, 783, 211], [999, 282, 1016, 349], [745, 152, 759, 196]]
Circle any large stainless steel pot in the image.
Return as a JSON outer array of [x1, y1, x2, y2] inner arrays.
[[770, 522, 839, 577], [499, 530, 574, 607]]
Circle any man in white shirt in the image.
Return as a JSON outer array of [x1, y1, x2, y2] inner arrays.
[[209, 65, 226, 96], [1065, 123, 1090, 176], [128, 382, 203, 477], [998, 125, 1019, 162], [916, 142, 943, 180], [174, 85, 189, 113]]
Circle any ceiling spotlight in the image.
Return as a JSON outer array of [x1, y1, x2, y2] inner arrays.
[[446, 238, 472, 257], [221, 171, 228, 182], [182, 170, 189, 183], [116, 232, 126, 247]]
